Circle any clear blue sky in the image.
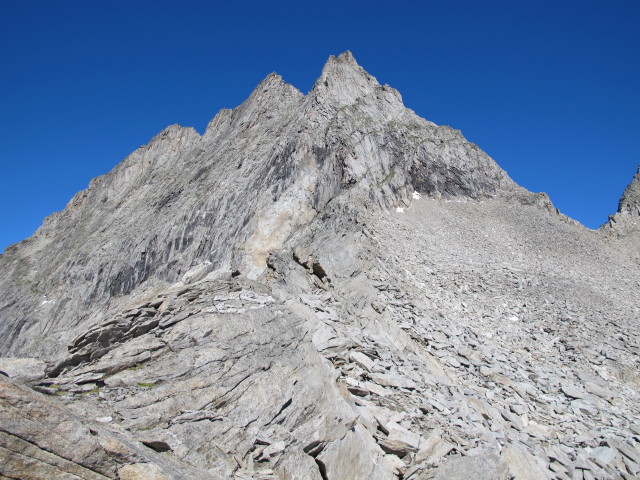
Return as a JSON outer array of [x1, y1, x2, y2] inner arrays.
[[1, 1, 638, 252]]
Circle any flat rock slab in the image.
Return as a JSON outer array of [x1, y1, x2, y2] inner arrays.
[[0, 357, 46, 382], [350, 351, 375, 372], [118, 463, 168, 480], [435, 449, 508, 480], [0, 375, 211, 480], [501, 444, 548, 480]]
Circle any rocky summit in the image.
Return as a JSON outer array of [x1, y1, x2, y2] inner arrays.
[[0, 51, 638, 480]]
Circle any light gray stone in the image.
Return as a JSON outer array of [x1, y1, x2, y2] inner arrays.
[[562, 385, 586, 400], [317, 425, 396, 480], [0, 357, 46, 382], [589, 446, 617, 468], [501, 444, 548, 480], [435, 449, 508, 480], [414, 430, 455, 465], [350, 351, 375, 372]]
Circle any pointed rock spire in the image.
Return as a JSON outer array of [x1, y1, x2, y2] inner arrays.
[[311, 51, 380, 106], [603, 165, 640, 231], [244, 72, 303, 106], [618, 165, 640, 216], [216, 72, 304, 133]]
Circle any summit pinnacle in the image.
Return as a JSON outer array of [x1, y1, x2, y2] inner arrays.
[[604, 164, 640, 235], [618, 164, 640, 216]]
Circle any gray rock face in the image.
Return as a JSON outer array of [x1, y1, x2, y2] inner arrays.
[[0, 374, 212, 479], [603, 165, 640, 238], [1, 51, 639, 479], [435, 449, 508, 480], [0, 357, 46, 382], [0, 51, 523, 361], [618, 165, 640, 216]]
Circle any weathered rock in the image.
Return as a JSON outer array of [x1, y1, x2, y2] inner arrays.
[[589, 446, 618, 468], [350, 351, 375, 372], [501, 444, 548, 480], [316, 425, 396, 480], [0, 357, 46, 382], [379, 438, 415, 457], [617, 165, 640, 216], [561, 384, 586, 399], [0, 52, 639, 479], [604, 164, 640, 234], [118, 463, 168, 480], [434, 449, 508, 480], [0, 375, 211, 479], [414, 430, 455, 465]]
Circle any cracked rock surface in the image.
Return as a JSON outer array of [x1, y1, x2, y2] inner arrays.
[[0, 52, 638, 479]]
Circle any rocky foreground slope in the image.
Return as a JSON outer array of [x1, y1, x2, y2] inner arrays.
[[0, 52, 638, 480]]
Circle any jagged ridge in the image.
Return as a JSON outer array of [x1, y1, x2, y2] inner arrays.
[[0, 51, 521, 359], [0, 52, 638, 480]]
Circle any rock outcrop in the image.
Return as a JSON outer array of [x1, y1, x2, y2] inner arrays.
[[618, 165, 640, 216], [1, 52, 638, 479], [0, 51, 528, 362], [605, 165, 640, 235]]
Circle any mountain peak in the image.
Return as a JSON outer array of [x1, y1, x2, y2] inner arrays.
[[257, 72, 287, 89], [311, 51, 380, 106], [321, 50, 364, 74], [603, 164, 640, 232], [618, 164, 640, 216], [332, 50, 359, 66], [1, 52, 638, 480], [250, 72, 302, 101]]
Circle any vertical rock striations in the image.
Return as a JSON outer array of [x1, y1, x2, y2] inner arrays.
[[618, 165, 640, 216], [607, 165, 640, 227], [0, 52, 523, 360]]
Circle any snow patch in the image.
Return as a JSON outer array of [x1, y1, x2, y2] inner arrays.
[[396, 207, 405, 213]]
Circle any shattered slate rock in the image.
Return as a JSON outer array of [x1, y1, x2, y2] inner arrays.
[[501, 445, 548, 480], [0, 375, 210, 479], [434, 449, 508, 480], [118, 463, 168, 480]]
